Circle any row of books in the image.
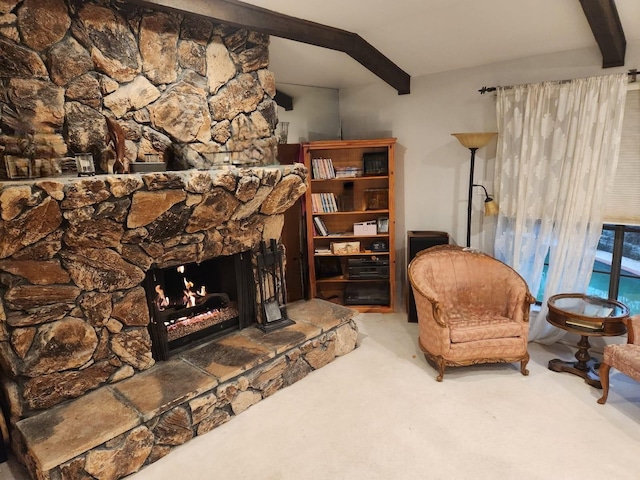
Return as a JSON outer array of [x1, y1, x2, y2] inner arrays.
[[311, 158, 336, 179], [311, 192, 338, 213], [335, 166, 363, 178]]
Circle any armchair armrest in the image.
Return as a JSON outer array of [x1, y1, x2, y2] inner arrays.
[[627, 315, 640, 344], [410, 284, 447, 328]]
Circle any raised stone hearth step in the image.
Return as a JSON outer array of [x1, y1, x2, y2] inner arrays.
[[14, 299, 359, 480]]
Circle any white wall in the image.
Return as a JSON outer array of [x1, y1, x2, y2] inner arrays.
[[275, 83, 341, 143]]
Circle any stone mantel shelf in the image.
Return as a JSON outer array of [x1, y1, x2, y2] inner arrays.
[[0, 163, 307, 188]]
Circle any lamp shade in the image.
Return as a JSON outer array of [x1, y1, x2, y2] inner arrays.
[[451, 132, 497, 149], [484, 198, 499, 216]]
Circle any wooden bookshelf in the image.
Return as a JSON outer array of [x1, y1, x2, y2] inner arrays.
[[303, 139, 396, 312]]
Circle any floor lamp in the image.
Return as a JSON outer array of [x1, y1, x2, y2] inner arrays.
[[451, 132, 497, 247]]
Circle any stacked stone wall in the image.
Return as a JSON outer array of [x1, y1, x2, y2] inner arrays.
[[0, 165, 307, 424], [0, 0, 279, 175]]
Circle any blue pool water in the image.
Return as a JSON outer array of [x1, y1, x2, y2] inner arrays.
[[538, 261, 640, 314]]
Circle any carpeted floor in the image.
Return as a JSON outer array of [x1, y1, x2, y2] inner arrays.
[[2, 312, 640, 480]]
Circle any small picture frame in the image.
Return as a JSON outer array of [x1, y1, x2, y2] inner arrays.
[[377, 216, 389, 234], [5, 156, 31, 179], [75, 153, 95, 176]]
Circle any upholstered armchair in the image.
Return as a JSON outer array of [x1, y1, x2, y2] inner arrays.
[[598, 315, 640, 404], [408, 245, 535, 381]]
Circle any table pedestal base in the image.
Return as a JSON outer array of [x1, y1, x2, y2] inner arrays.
[[547, 335, 602, 389]]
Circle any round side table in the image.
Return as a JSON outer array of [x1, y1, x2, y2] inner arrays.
[[546, 293, 629, 388]]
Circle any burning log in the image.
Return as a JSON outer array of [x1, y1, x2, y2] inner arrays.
[[165, 301, 239, 341]]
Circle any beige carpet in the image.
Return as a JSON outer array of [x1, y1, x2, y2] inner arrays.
[[2, 313, 640, 480]]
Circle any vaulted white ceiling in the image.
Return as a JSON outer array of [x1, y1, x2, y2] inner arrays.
[[242, 0, 640, 91]]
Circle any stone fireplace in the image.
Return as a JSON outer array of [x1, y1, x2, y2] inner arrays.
[[0, 165, 307, 415], [0, 166, 362, 480], [0, 2, 361, 478]]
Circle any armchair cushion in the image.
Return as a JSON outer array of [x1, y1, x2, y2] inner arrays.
[[448, 308, 525, 343]]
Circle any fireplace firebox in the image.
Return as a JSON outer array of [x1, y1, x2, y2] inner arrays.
[[145, 251, 256, 360]]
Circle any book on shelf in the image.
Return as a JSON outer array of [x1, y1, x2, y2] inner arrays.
[[320, 193, 330, 213], [313, 216, 329, 236], [312, 158, 335, 179], [335, 166, 362, 178], [312, 192, 338, 213]]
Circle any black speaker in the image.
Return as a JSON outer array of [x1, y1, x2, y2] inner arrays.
[[407, 231, 449, 323]]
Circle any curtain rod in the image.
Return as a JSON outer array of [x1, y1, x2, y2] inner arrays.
[[479, 69, 638, 95]]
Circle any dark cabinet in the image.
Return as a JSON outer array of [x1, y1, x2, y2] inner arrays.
[[277, 144, 306, 302], [407, 231, 449, 322]]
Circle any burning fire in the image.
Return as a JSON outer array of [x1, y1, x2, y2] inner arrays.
[[154, 264, 207, 311], [155, 285, 169, 310]]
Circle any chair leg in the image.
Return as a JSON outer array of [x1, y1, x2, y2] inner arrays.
[[435, 356, 446, 382], [520, 354, 530, 376], [598, 363, 612, 405]]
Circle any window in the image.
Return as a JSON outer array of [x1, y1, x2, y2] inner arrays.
[[536, 85, 640, 314], [537, 225, 640, 314]]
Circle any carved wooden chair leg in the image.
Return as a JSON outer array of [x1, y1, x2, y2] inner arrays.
[[521, 354, 530, 376], [435, 356, 446, 382], [598, 362, 612, 404]]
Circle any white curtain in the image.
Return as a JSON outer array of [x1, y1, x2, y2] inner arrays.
[[493, 74, 628, 343]]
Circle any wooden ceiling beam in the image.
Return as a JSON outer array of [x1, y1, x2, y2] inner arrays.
[[579, 0, 626, 68], [129, 0, 410, 94], [275, 90, 293, 111]]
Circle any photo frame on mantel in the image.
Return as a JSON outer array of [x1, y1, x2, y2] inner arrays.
[[75, 153, 95, 177], [5, 156, 31, 179]]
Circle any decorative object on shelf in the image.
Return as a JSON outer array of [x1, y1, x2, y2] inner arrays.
[[330, 241, 360, 255], [363, 152, 388, 176], [130, 153, 166, 173], [377, 216, 389, 234], [75, 153, 95, 176], [354, 221, 377, 236], [277, 121, 289, 144], [31, 157, 62, 178], [4, 155, 31, 179], [130, 161, 166, 173], [105, 116, 128, 174], [368, 239, 388, 252], [364, 188, 389, 210], [473, 184, 499, 216], [451, 132, 497, 247]]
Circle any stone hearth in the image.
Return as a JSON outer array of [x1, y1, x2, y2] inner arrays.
[[14, 299, 359, 480]]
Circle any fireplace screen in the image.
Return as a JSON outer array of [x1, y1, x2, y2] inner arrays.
[[145, 252, 255, 360]]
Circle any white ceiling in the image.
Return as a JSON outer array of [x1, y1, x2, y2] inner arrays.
[[241, 0, 640, 92]]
